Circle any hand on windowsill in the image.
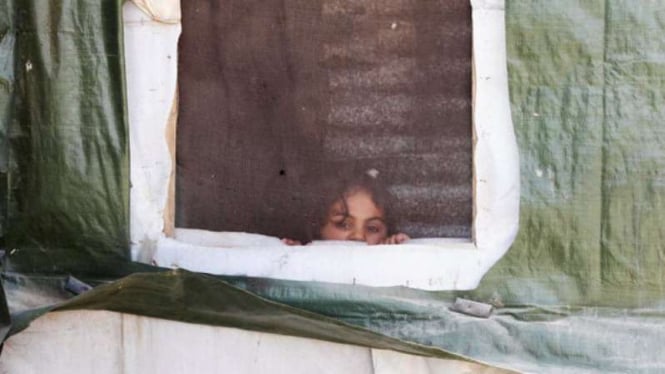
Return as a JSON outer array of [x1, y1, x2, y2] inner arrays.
[[380, 233, 410, 245]]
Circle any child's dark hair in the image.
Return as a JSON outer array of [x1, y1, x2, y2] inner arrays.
[[303, 167, 396, 242]]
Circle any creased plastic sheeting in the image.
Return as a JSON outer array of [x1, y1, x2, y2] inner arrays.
[[4, 0, 130, 276], [0, 0, 18, 345], [3, 1, 665, 373], [8, 270, 665, 373], [0, 0, 14, 243], [3, 270, 516, 374], [466, 0, 665, 307], [220, 276, 665, 374], [10, 269, 662, 374]]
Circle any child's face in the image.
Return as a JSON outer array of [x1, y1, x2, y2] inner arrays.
[[320, 188, 388, 245]]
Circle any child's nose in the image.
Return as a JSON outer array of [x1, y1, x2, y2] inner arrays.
[[348, 228, 365, 242]]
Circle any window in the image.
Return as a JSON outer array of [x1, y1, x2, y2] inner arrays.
[[175, 0, 473, 241], [124, 0, 519, 290]]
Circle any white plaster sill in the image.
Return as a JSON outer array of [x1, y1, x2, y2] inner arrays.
[[153, 230, 483, 290]]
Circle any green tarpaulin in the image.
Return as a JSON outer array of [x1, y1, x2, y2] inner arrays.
[[2, 0, 130, 276], [474, 0, 665, 308], [2, 0, 665, 372]]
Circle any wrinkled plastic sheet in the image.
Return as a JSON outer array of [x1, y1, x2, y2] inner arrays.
[[2, 1, 665, 373], [2, 0, 130, 276], [0, 0, 14, 244], [235, 280, 665, 373], [3, 270, 516, 373], [470, 0, 665, 308], [6, 270, 665, 373]]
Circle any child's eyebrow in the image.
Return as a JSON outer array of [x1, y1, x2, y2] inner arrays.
[[330, 211, 351, 219], [367, 217, 386, 223]]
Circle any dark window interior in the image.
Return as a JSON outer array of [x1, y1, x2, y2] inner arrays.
[[176, 0, 472, 241]]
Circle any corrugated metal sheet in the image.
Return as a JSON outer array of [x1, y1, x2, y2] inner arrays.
[[176, 0, 472, 240]]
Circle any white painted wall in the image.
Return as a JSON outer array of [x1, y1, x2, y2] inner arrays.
[[124, 2, 180, 262], [125, 0, 519, 290], [0, 310, 512, 374]]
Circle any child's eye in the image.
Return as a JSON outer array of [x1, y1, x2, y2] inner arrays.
[[334, 220, 352, 230], [367, 225, 382, 234]]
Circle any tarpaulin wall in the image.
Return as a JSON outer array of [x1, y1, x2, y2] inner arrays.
[[0, 0, 14, 246], [1, 0, 131, 276], [3, 1, 664, 300], [2, 0, 665, 372], [471, 0, 665, 307]]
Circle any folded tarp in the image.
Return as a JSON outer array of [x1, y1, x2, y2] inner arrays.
[[2, 270, 516, 374]]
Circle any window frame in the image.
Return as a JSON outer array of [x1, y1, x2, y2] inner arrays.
[[124, 0, 519, 290]]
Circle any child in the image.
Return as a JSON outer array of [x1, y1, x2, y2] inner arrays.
[[282, 168, 410, 245]]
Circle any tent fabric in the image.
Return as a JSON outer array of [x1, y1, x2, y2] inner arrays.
[[2, 270, 516, 373], [468, 0, 665, 308], [6, 270, 665, 373], [2, 0, 131, 277], [0, 0, 14, 245], [221, 276, 665, 373], [2, 0, 665, 373]]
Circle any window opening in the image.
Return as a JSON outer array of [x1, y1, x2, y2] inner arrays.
[[124, 0, 520, 290], [175, 0, 473, 243]]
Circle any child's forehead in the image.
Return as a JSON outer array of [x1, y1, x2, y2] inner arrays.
[[330, 189, 384, 214]]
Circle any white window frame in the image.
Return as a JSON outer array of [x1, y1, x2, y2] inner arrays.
[[124, 0, 519, 290]]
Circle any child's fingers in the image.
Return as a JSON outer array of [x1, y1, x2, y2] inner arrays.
[[382, 233, 410, 245], [394, 233, 410, 244], [281, 238, 302, 246]]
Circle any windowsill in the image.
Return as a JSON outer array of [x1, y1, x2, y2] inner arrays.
[[152, 228, 483, 290]]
